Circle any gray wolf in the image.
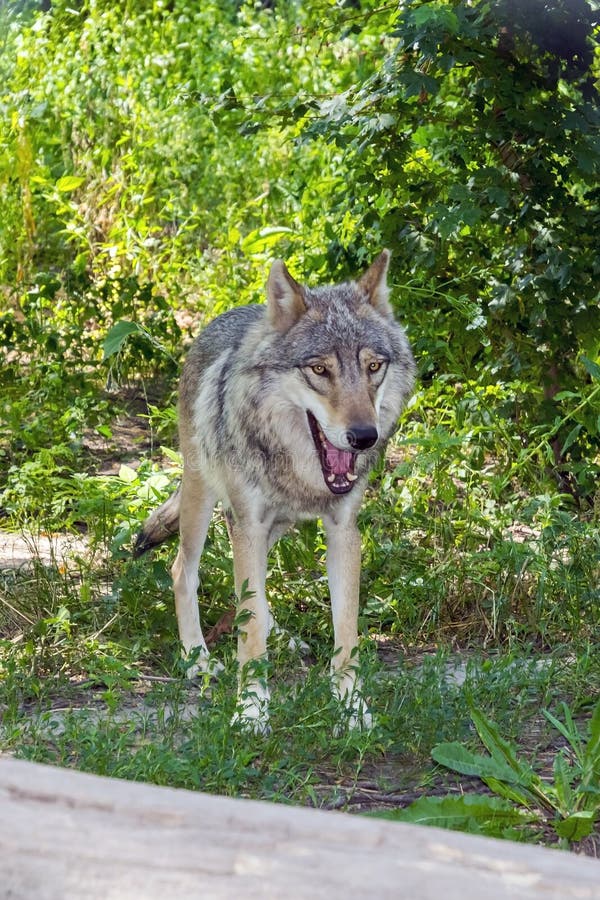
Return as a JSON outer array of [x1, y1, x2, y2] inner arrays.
[[135, 250, 415, 731]]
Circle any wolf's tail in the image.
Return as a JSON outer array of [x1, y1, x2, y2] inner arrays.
[[133, 486, 181, 557]]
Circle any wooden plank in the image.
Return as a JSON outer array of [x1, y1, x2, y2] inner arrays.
[[0, 757, 598, 899]]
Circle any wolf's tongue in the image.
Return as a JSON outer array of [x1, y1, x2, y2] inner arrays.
[[324, 439, 353, 475]]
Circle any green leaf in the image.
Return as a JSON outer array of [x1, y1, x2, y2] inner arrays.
[[552, 752, 574, 813], [560, 424, 582, 457], [432, 741, 517, 782], [553, 390, 580, 401], [543, 704, 583, 759], [581, 355, 600, 382], [398, 70, 440, 100], [411, 5, 459, 34], [118, 464, 138, 484], [554, 811, 595, 842], [56, 175, 85, 192], [574, 147, 599, 175], [160, 446, 183, 465], [369, 794, 533, 837], [580, 699, 600, 790], [588, 698, 600, 751], [483, 776, 537, 809], [138, 472, 171, 501], [240, 226, 295, 255], [471, 709, 535, 783], [102, 321, 142, 360]]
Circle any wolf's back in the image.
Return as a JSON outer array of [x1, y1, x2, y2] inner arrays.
[[134, 305, 264, 557]]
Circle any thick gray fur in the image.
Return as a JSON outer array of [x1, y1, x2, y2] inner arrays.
[[135, 251, 415, 731]]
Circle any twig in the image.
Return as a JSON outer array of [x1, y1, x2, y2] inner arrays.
[[0, 592, 35, 625]]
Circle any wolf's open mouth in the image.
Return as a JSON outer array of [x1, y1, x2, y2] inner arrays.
[[306, 411, 358, 495]]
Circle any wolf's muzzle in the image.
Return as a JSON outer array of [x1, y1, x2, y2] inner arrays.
[[346, 425, 378, 450]]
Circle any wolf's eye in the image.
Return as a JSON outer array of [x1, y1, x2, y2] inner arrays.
[[368, 361, 383, 373], [311, 364, 327, 376]]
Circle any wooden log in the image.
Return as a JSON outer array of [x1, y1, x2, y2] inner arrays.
[[0, 757, 598, 899]]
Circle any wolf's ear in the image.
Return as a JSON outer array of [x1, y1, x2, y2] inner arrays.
[[267, 260, 307, 332], [359, 249, 393, 318]]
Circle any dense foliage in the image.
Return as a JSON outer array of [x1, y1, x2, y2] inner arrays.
[[0, 0, 599, 850], [0, 0, 599, 663], [303, 0, 600, 491]]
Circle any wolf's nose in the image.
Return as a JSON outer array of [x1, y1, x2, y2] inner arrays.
[[346, 425, 378, 450]]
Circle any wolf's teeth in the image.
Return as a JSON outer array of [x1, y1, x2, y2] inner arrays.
[[347, 472, 358, 482], [327, 473, 336, 483]]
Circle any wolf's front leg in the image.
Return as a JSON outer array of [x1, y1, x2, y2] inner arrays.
[[323, 515, 373, 731], [171, 469, 221, 678], [227, 518, 271, 733]]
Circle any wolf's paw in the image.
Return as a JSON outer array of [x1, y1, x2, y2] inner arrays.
[[183, 650, 224, 680], [231, 687, 271, 735]]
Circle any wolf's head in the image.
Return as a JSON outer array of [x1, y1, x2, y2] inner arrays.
[[263, 251, 415, 496]]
